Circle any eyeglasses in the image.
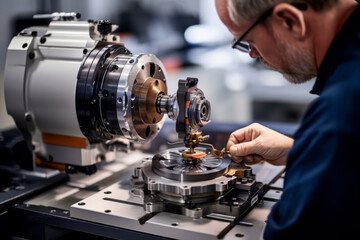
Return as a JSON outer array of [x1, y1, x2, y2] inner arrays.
[[232, 3, 307, 53]]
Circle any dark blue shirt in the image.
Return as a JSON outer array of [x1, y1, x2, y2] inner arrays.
[[264, 3, 360, 240]]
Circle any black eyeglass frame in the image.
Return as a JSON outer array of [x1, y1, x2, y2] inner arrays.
[[231, 3, 308, 53]]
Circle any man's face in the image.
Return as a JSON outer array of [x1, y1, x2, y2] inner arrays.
[[215, 0, 317, 84], [260, 25, 317, 84]]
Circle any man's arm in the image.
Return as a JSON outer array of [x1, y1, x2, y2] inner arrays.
[[226, 123, 294, 165]]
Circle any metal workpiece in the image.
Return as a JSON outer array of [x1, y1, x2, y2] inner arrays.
[[151, 149, 231, 181], [176, 78, 211, 139], [142, 158, 235, 199], [140, 147, 236, 200], [187, 88, 211, 130], [126, 56, 168, 141], [156, 92, 178, 120], [76, 45, 169, 143]]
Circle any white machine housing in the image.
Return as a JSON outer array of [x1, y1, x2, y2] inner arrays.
[[4, 18, 167, 173]]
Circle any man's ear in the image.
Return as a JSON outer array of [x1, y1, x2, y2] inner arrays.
[[272, 3, 307, 40]]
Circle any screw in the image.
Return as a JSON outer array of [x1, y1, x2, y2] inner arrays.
[[28, 52, 35, 59], [25, 115, 32, 121], [40, 36, 46, 44], [235, 233, 244, 238], [112, 65, 119, 71]]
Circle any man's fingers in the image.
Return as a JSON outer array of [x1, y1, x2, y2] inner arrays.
[[229, 141, 256, 157], [243, 154, 264, 165], [227, 124, 262, 149], [231, 154, 264, 165], [226, 129, 247, 149]]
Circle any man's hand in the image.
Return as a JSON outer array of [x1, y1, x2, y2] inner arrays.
[[226, 123, 294, 166]]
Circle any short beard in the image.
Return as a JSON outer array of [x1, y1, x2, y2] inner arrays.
[[260, 27, 317, 84]]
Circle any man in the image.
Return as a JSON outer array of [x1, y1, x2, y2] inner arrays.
[[216, 0, 360, 239]]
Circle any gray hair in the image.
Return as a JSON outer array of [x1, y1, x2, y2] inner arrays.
[[228, 0, 339, 23]]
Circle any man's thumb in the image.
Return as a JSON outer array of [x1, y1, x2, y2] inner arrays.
[[230, 142, 255, 157]]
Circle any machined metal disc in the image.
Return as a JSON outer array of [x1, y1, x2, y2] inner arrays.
[[152, 148, 231, 181]]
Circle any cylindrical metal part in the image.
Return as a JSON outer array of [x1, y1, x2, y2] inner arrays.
[[76, 45, 168, 143], [188, 89, 211, 130], [156, 93, 178, 120]]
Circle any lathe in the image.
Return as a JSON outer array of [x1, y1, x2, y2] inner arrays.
[[1, 12, 285, 240]]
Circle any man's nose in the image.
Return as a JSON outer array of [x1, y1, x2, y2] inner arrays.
[[249, 46, 260, 58]]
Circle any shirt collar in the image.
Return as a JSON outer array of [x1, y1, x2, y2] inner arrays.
[[310, 3, 360, 95]]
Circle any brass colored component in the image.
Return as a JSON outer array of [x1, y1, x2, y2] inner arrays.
[[185, 131, 209, 150], [226, 168, 246, 178], [211, 148, 230, 159], [182, 131, 209, 161], [35, 156, 66, 173], [225, 162, 252, 178], [138, 77, 167, 124], [42, 133, 87, 148], [130, 62, 167, 139], [182, 150, 207, 161]]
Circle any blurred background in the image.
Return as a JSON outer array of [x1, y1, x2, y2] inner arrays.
[[0, 0, 317, 132]]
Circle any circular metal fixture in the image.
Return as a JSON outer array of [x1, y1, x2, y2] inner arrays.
[[152, 149, 230, 181], [76, 45, 167, 143], [141, 147, 236, 203]]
